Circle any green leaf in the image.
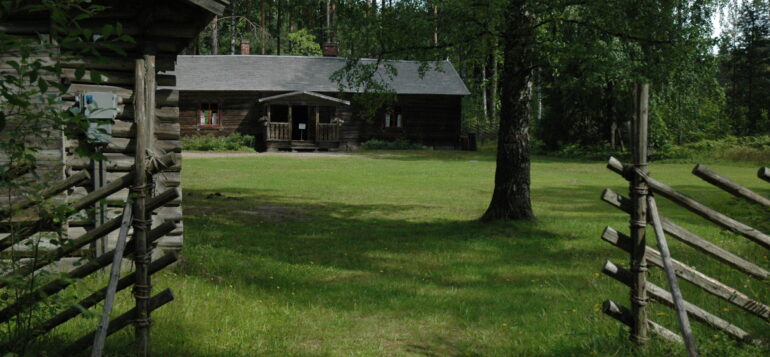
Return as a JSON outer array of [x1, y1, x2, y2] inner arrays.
[[89, 70, 102, 84], [37, 78, 48, 93], [5, 60, 20, 72], [74, 65, 85, 80], [102, 24, 114, 39]]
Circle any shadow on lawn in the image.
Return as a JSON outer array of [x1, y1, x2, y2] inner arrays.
[[140, 187, 626, 356]]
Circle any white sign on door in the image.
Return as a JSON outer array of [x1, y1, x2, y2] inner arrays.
[[298, 123, 307, 130]]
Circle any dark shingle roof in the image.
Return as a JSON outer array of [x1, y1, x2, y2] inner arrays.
[[174, 55, 470, 96]]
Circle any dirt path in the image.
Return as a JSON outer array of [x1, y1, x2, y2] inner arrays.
[[182, 151, 353, 158]]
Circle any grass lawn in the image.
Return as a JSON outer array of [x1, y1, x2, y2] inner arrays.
[[48, 150, 769, 356]]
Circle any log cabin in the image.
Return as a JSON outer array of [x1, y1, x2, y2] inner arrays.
[[174, 50, 470, 151], [0, 0, 227, 264]]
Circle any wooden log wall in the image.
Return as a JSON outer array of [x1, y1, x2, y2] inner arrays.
[[64, 64, 184, 257], [178, 91, 464, 150], [179, 91, 264, 137]]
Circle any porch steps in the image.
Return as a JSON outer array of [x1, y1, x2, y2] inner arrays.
[[290, 141, 320, 152]]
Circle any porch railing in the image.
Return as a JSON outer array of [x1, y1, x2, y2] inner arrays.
[[267, 122, 290, 141], [267, 122, 340, 142], [317, 123, 340, 142]]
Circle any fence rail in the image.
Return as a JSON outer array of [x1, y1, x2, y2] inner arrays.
[[599, 84, 769, 354]]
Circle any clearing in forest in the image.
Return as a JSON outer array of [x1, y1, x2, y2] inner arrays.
[[49, 150, 769, 356]]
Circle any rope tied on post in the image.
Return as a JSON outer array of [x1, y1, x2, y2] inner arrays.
[[133, 316, 152, 328], [145, 150, 172, 176], [132, 284, 153, 300]]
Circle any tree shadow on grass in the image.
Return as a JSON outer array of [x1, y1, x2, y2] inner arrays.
[[125, 187, 636, 356]]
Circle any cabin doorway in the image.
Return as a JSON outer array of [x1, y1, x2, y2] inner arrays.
[[292, 106, 309, 141]]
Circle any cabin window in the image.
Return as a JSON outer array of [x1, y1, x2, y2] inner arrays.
[[384, 105, 402, 128], [198, 103, 220, 126]]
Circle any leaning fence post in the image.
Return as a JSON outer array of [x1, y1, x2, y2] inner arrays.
[[647, 196, 698, 357], [630, 83, 649, 344]]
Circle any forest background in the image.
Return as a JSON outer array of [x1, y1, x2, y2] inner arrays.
[[182, 0, 770, 161]]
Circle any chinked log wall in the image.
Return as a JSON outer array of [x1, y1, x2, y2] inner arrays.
[[63, 68, 184, 258]]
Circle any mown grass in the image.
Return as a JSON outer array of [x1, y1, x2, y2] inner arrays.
[[39, 150, 769, 356]]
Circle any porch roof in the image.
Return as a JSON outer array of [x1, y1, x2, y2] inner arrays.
[[258, 90, 351, 106]]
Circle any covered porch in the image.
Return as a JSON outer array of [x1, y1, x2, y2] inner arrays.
[[259, 91, 349, 151]]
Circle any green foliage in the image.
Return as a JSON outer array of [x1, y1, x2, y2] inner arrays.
[[360, 138, 423, 150], [536, 135, 770, 164], [654, 135, 770, 163], [718, 0, 770, 136], [0, 1, 132, 353], [285, 29, 322, 56], [182, 133, 256, 151]]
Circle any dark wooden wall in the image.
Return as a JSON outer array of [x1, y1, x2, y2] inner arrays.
[[180, 91, 265, 137], [180, 91, 463, 149], [349, 94, 462, 149]]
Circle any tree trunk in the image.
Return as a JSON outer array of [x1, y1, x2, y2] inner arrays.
[[260, 0, 266, 54], [487, 40, 498, 123], [212, 16, 218, 55], [231, 0, 237, 55], [481, 0, 535, 222], [277, 0, 282, 55]]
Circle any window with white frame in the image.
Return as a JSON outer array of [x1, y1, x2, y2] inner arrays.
[[199, 103, 220, 126], [384, 105, 402, 128]]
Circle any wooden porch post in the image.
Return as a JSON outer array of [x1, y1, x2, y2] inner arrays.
[[288, 105, 293, 140], [266, 104, 271, 140], [315, 106, 320, 142]]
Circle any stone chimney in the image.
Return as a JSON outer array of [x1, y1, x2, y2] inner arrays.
[[322, 43, 338, 57], [240, 40, 250, 55]]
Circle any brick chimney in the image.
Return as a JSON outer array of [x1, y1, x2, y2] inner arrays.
[[240, 40, 250, 55], [323, 42, 339, 57], [322, 42, 338, 57]]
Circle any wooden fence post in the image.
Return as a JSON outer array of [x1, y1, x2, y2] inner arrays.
[[630, 83, 649, 344], [133, 54, 155, 357]]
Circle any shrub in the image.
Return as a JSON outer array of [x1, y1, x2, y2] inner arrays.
[[535, 136, 770, 163], [653, 136, 770, 163], [360, 138, 424, 150], [183, 133, 255, 151]]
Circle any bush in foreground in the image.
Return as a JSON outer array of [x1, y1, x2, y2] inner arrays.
[[182, 133, 255, 151]]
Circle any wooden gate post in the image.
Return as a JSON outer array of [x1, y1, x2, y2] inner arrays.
[[630, 83, 649, 344], [133, 54, 155, 357]]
